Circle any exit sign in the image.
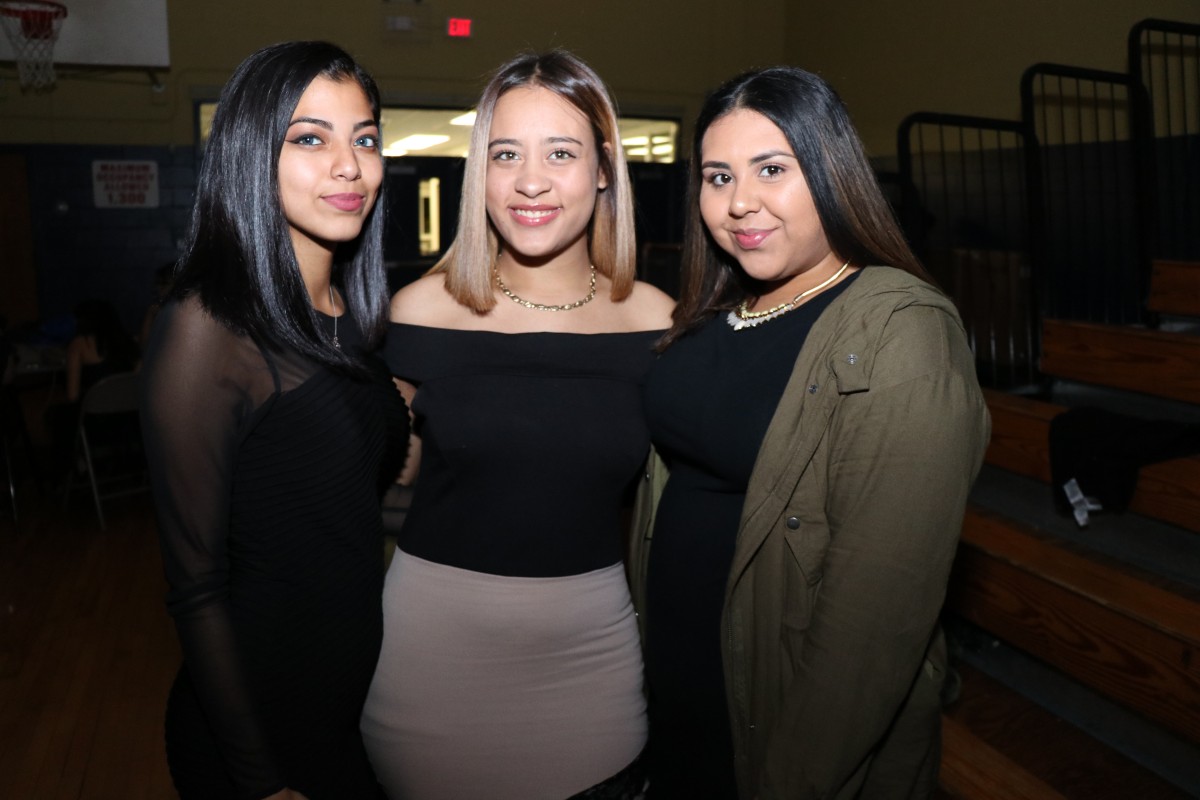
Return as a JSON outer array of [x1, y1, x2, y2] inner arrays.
[[447, 17, 472, 37]]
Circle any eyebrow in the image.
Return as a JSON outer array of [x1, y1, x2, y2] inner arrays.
[[288, 117, 378, 131], [750, 149, 797, 164], [487, 135, 585, 148], [701, 150, 798, 170]]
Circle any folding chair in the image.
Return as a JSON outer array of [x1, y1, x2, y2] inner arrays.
[[1, 384, 30, 523], [63, 371, 146, 530]]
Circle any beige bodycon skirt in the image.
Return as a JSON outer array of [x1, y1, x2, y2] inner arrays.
[[361, 550, 648, 800]]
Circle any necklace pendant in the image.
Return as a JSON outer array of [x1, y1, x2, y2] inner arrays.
[[332, 335, 340, 350]]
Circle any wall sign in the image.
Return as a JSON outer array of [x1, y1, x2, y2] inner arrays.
[[93, 160, 160, 208]]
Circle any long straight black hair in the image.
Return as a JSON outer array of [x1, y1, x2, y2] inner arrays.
[[171, 40, 388, 369], [663, 66, 931, 347]]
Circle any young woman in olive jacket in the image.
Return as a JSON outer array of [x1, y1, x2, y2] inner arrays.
[[631, 67, 990, 799]]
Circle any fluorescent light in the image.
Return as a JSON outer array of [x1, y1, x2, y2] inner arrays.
[[450, 111, 477, 126], [391, 134, 451, 151], [651, 144, 673, 156], [625, 147, 649, 157], [383, 146, 409, 157], [621, 136, 649, 146]]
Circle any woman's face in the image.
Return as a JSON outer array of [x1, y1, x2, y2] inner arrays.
[[484, 85, 608, 265], [699, 108, 838, 288], [277, 75, 383, 267]]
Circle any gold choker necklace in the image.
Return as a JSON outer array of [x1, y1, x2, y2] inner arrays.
[[495, 265, 597, 312], [727, 260, 851, 331]]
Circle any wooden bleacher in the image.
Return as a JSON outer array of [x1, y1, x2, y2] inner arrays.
[[1148, 259, 1200, 318], [950, 507, 1200, 744], [940, 714, 1069, 800], [1040, 319, 1200, 406], [983, 387, 1200, 533], [940, 664, 1195, 799], [942, 260, 1200, 793]]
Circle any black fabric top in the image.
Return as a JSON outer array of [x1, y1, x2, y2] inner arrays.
[[641, 272, 857, 796], [140, 295, 409, 800], [385, 322, 661, 578]]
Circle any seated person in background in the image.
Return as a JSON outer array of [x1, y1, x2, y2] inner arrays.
[[47, 299, 140, 479], [0, 315, 14, 386], [139, 263, 176, 347], [65, 299, 140, 403]]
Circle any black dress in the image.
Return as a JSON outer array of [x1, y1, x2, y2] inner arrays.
[[361, 323, 657, 800], [641, 274, 857, 799], [140, 296, 409, 800]]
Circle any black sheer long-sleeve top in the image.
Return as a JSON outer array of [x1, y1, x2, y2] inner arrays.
[[140, 295, 409, 799]]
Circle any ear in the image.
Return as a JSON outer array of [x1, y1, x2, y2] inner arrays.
[[598, 142, 612, 191]]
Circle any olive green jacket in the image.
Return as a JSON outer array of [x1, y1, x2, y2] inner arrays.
[[629, 267, 990, 799]]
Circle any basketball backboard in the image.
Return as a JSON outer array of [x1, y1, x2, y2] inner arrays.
[[0, 0, 169, 69]]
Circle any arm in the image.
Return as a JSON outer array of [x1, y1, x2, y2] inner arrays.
[[622, 280, 676, 331], [392, 376, 420, 485], [64, 335, 85, 402], [759, 306, 989, 798], [140, 300, 289, 800], [388, 281, 442, 486]]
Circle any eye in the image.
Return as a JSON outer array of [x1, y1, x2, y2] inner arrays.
[[291, 133, 323, 146], [355, 133, 380, 149], [491, 149, 519, 162], [548, 148, 576, 161], [704, 171, 731, 187], [759, 164, 785, 178]]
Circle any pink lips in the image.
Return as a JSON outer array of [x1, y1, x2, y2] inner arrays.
[[733, 228, 774, 249], [323, 193, 365, 212], [509, 205, 561, 227]]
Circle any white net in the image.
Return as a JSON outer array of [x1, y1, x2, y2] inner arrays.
[[0, 1, 66, 91]]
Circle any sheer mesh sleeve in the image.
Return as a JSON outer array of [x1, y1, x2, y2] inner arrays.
[[140, 296, 286, 799]]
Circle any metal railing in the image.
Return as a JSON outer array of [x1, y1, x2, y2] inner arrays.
[[1130, 19, 1200, 260], [1020, 63, 1152, 325], [897, 112, 1038, 389]]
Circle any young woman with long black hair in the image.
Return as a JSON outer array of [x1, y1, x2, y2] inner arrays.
[[140, 41, 408, 800]]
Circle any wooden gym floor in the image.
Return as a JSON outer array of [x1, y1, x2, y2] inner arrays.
[[0, 486, 1193, 799]]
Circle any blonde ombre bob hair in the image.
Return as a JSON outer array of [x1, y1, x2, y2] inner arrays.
[[431, 49, 637, 312]]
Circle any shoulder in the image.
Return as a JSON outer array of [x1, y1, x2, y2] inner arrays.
[[830, 267, 961, 335], [65, 334, 89, 359], [389, 273, 476, 328], [147, 295, 253, 371], [847, 266, 947, 307], [157, 294, 227, 340], [611, 280, 675, 331], [827, 268, 974, 385]]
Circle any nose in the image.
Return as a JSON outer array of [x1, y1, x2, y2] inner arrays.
[[331, 141, 362, 181], [514, 160, 550, 198], [729, 178, 758, 217]]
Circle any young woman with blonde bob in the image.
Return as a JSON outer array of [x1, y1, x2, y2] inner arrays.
[[631, 67, 990, 799], [361, 50, 674, 800]]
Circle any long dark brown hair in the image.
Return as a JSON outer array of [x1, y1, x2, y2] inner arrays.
[[662, 66, 931, 348]]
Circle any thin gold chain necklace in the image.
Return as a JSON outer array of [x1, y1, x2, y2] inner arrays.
[[495, 265, 597, 312], [727, 260, 851, 331]]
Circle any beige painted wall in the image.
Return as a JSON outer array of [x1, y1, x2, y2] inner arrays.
[[2, 1, 1197, 158], [785, 0, 1200, 157], [0, 0, 787, 147]]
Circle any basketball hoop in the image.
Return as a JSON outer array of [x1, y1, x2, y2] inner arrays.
[[0, 0, 67, 91]]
